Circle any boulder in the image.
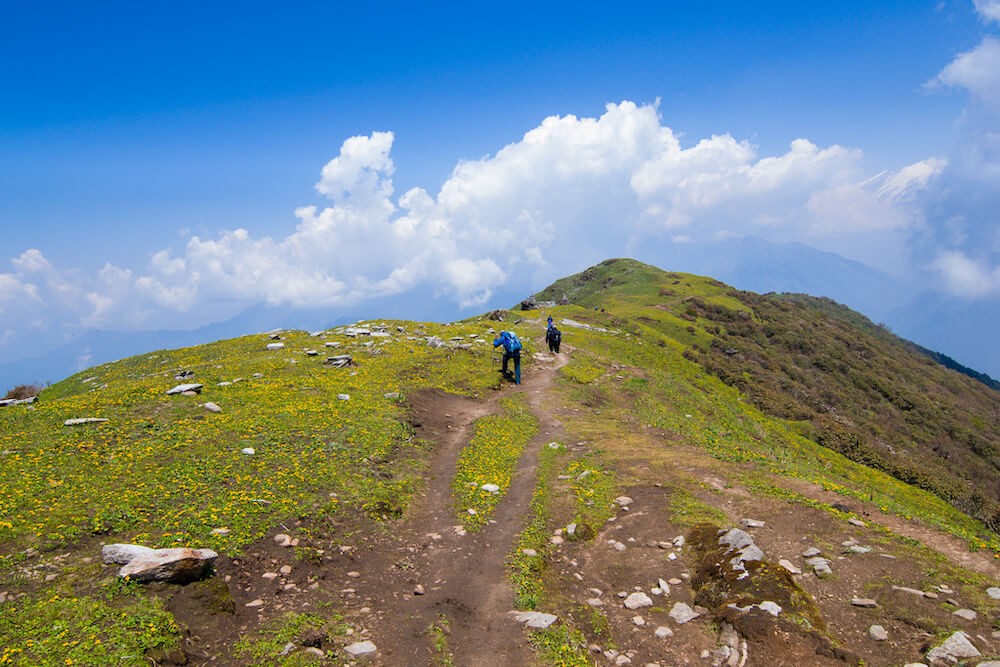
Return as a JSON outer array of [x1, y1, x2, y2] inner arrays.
[[102, 543, 156, 565], [117, 547, 217, 584]]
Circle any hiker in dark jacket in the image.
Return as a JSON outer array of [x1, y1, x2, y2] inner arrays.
[[545, 325, 561, 354], [493, 330, 522, 384]]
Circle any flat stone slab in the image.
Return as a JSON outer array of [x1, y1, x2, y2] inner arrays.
[[869, 625, 888, 641], [851, 598, 878, 608], [926, 631, 980, 664], [510, 610, 558, 628], [344, 640, 378, 656], [64, 418, 109, 426], [953, 608, 977, 621], [778, 559, 802, 575], [987, 587, 1000, 600], [166, 383, 203, 395]]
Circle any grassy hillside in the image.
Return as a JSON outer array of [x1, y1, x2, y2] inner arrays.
[[1, 259, 998, 666], [536, 258, 1000, 532]]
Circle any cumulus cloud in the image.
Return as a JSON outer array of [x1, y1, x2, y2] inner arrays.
[[920, 5, 1000, 299], [3, 101, 944, 337]]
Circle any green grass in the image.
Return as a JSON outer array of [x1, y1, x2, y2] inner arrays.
[[452, 394, 537, 530], [233, 611, 345, 666], [528, 624, 595, 667], [0, 578, 180, 666]]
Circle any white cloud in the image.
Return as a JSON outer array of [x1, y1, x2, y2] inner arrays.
[[931, 37, 1000, 110], [932, 250, 1000, 297], [2, 102, 943, 336], [974, 0, 1000, 23]]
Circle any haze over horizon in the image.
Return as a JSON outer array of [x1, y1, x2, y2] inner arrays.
[[2, 1, 1000, 384]]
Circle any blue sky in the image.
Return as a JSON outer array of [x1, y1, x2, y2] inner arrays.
[[2, 1, 1000, 377]]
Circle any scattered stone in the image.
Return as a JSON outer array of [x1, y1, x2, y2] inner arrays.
[[668, 578, 682, 586], [481, 483, 500, 493], [847, 545, 872, 554], [625, 592, 653, 609], [654, 626, 673, 639], [925, 631, 980, 666], [262, 572, 278, 580], [657, 579, 671, 596], [848, 518, 866, 527], [851, 598, 878, 608], [202, 402, 222, 413], [345, 641, 378, 656], [337, 394, 350, 401], [670, 602, 700, 624], [279, 565, 292, 575], [44, 573, 58, 582], [778, 559, 802, 575], [869, 625, 888, 641], [551, 535, 564, 545], [209, 528, 230, 536], [241, 447, 255, 455], [614, 496, 634, 508], [987, 587, 1000, 600], [325, 355, 353, 368], [118, 547, 218, 584], [64, 417, 110, 426], [265, 342, 285, 350], [892, 585, 928, 597], [510, 610, 558, 628], [740, 518, 766, 528], [166, 383, 203, 395], [273, 534, 292, 547], [953, 608, 977, 621], [587, 598, 605, 607], [632, 615, 646, 626], [384, 392, 400, 399], [806, 557, 833, 576], [414, 584, 425, 595], [802, 547, 822, 558], [609, 540, 626, 552], [246, 599, 264, 608]]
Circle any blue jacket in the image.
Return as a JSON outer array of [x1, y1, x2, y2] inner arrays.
[[493, 331, 522, 353]]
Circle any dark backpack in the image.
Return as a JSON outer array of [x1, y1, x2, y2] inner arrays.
[[551, 328, 561, 343]]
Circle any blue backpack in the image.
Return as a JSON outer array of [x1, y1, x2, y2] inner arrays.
[[505, 331, 522, 352]]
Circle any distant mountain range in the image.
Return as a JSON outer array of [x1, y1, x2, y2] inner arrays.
[[2, 237, 996, 390]]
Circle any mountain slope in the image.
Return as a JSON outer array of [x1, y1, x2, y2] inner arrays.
[[1, 259, 998, 666], [535, 258, 1000, 531]]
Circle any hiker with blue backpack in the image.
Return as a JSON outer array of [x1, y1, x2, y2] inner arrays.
[[493, 330, 523, 384]]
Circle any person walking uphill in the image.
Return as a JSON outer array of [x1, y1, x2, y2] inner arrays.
[[546, 324, 561, 354], [493, 330, 522, 384]]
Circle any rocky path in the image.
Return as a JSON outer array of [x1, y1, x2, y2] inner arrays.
[[340, 351, 569, 665]]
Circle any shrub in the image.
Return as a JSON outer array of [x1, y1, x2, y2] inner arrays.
[[3, 384, 41, 400]]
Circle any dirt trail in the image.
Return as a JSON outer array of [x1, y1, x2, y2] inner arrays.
[[342, 351, 570, 666]]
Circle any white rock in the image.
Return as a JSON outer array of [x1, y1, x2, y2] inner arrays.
[[657, 579, 671, 596], [987, 587, 1000, 600], [241, 447, 255, 455], [669, 602, 700, 624], [337, 394, 350, 401], [778, 559, 802, 575], [510, 610, 558, 628], [953, 608, 977, 621], [64, 417, 109, 426], [202, 402, 222, 413], [624, 592, 653, 609], [102, 543, 155, 565], [273, 533, 292, 547], [925, 631, 980, 664], [265, 342, 285, 350], [166, 383, 203, 395], [481, 483, 500, 493], [851, 598, 878, 608], [654, 626, 673, 638], [632, 615, 646, 626], [869, 625, 888, 641], [345, 640, 378, 656], [848, 518, 866, 527], [740, 518, 766, 528], [802, 547, 822, 558], [758, 601, 782, 616], [614, 496, 634, 508]]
